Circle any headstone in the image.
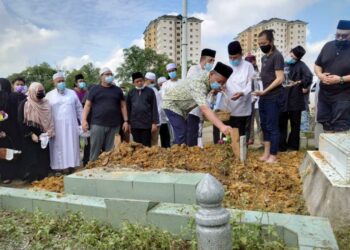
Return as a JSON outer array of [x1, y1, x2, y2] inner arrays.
[[195, 174, 232, 250], [319, 133, 350, 182], [240, 135, 247, 162]]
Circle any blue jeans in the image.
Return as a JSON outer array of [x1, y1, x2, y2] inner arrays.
[[259, 98, 281, 155], [317, 99, 350, 132], [164, 109, 199, 146]]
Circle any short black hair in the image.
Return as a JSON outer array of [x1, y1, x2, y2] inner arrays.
[[75, 73, 84, 82], [258, 29, 275, 42], [12, 77, 25, 84]]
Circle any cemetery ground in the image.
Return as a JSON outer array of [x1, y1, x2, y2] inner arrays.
[[1, 132, 349, 249]]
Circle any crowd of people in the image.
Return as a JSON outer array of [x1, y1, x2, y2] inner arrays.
[[0, 20, 349, 184]]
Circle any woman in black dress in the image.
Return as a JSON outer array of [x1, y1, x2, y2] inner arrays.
[[0, 78, 19, 184], [18, 82, 55, 181]]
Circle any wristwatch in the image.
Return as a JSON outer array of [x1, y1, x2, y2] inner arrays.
[[340, 76, 345, 84]]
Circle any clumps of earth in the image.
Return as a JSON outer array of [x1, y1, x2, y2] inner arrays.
[[33, 142, 306, 214]]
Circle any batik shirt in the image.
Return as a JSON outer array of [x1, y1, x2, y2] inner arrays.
[[162, 72, 210, 117]]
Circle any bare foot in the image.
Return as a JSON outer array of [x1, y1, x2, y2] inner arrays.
[[259, 154, 269, 161], [265, 155, 278, 164]]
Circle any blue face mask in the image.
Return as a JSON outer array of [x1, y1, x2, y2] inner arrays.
[[57, 82, 66, 92], [135, 86, 144, 90], [210, 82, 221, 90], [78, 82, 86, 89], [286, 58, 297, 65], [149, 84, 155, 88], [168, 71, 177, 79], [229, 59, 241, 67], [204, 63, 213, 72], [105, 75, 114, 84]]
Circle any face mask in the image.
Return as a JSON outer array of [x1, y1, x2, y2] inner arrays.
[[78, 82, 86, 89], [36, 91, 45, 100], [210, 82, 221, 90], [335, 39, 350, 49], [286, 58, 297, 65], [260, 44, 272, 54], [135, 86, 144, 90], [14, 85, 24, 93], [57, 82, 66, 92], [105, 76, 114, 84], [229, 59, 241, 67], [168, 71, 177, 79], [149, 84, 155, 88], [204, 63, 213, 72]]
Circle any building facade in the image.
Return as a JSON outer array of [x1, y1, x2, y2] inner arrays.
[[144, 15, 202, 65], [236, 18, 307, 70]]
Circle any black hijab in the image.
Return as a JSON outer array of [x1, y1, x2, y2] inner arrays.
[[0, 78, 12, 111]]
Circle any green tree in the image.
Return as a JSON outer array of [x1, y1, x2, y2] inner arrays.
[[115, 46, 171, 83], [65, 63, 100, 89], [7, 62, 56, 91]]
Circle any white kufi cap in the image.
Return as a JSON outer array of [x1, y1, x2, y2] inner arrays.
[[52, 72, 65, 80], [145, 72, 156, 81], [166, 63, 177, 71]]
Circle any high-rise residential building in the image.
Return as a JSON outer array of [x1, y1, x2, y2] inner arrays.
[[236, 18, 307, 69], [144, 15, 202, 65]]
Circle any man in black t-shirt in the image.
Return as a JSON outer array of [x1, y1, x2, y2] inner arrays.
[[82, 67, 128, 161], [314, 20, 350, 132]]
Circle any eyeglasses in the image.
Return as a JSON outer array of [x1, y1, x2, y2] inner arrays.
[[335, 33, 350, 40]]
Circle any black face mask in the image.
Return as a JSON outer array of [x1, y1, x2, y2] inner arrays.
[[260, 44, 272, 54], [335, 39, 350, 49], [36, 91, 45, 100]]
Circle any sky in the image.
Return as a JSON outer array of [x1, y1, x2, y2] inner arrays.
[[0, 0, 349, 77]]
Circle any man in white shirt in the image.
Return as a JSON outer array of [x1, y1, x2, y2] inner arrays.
[[144, 72, 161, 146], [218, 41, 255, 136], [46, 72, 83, 172], [187, 48, 216, 147], [157, 76, 171, 147]]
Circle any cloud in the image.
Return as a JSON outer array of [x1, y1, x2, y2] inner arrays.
[[191, 0, 318, 64], [0, 1, 59, 76], [304, 36, 331, 69], [58, 55, 93, 71]]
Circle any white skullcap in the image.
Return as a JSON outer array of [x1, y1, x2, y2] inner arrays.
[[99, 67, 112, 76], [52, 72, 65, 80], [166, 63, 177, 71], [157, 77, 167, 84], [145, 72, 156, 81]]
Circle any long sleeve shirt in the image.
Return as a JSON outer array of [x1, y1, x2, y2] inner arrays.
[[281, 60, 313, 112], [127, 87, 159, 129], [218, 60, 255, 116]]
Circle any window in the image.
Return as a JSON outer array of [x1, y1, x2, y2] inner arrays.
[[190, 23, 193, 26], [164, 46, 166, 48], [177, 33, 180, 36], [190, 47, 193, 50], [169, 21, 172, 24], [169, 27, 172, 30], [170, 46, 172, 49], [177, 39, 180, 42], [190, 35, 193, 38], [169, 52, 172, 56], [190, 29, 193, 32], [190, 54, 193, 57], [177, 27, 180, 30], [177, 45, 180, 48], [190, 41, 193, 44], [169, 40, 172, 43]]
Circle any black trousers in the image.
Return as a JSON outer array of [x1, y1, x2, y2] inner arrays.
[[226, 116, 249, 136], [213, 116, 248, 143], [159, 123, 171, 148], [131, 128, 152, 147], [279, 110, 301, 151], [82, 138, 90, 166]]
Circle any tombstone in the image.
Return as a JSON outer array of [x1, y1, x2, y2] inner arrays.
[[240, 135, 247, 162], [195, 174, 232, 250], [300, 132, 350, 228]]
